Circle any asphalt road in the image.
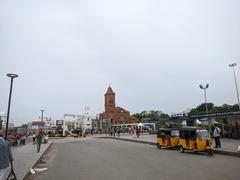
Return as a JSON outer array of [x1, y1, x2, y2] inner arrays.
[[27, 138, 240, 180]]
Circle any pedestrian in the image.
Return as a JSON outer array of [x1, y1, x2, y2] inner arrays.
[[110, 128, 113, 136], [19, 135, 26, 145], [113, 128, 115, 137], [32, 132, 36, 144], [213, 125, 221, 148], [136, 128, 140, 138], [117, 128, 121, 137], [36, 129, 44, 153], [0, 129, 14, 180]]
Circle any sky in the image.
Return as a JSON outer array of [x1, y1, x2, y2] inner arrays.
[[0, 0, 240, 125]]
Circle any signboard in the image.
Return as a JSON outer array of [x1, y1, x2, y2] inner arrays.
[[56, 120, 64, 125], [31, 121, 45, 129]]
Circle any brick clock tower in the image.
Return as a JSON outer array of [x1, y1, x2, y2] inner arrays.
[[105, 86, 116, 114], [100, 86, 138, 125]]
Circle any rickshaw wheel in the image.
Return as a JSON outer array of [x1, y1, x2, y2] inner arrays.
[[179, 146, 185, 153], [207, 149, 213, 156], [157, 143, 161, 149]]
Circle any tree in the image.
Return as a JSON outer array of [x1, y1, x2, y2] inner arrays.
[[132, 110, 169, 123], [189, 103, 238, 115]]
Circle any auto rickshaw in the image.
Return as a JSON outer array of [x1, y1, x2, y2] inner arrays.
[[178, 127, 213, 155], [71, 129, 82, 138], [71, 129, 86, 138], [156, 128, 179, 149]]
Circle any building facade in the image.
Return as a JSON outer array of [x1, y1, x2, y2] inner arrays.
[[100, 86, 138, 125], [64, 106, 96, 132]]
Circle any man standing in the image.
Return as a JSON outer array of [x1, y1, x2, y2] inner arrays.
[[36, 129, 43, 153], [213, 125, 221, 148], [0, 129, 14, 180]]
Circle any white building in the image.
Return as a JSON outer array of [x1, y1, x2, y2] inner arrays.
[[0, 112, 14, 129], [64, 114, 77, 131], [76, 105, 96, 131], [64, 105, 96, 131]]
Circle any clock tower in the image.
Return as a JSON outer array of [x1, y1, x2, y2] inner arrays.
[[104, 86, 116, 113]]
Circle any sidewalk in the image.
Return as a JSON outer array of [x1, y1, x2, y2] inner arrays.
[[103, 134, 240, 157], [12, 141, 53, 180], [12, 136, 94, 180]]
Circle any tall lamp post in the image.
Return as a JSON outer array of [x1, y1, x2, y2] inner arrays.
[[40, 110, 44, 122], [5, 73, 18, 139], [228, 63, 240, 110], [199, 83, 211, 134]]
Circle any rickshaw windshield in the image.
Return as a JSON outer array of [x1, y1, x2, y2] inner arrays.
[[171, 130, 179, 137], [196, 130, 210, 139]]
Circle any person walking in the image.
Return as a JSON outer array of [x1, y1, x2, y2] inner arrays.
[[0, 129, 14, 180], [113, 128, 115, 137], [117, 128, 121, 137], [136, 128, 140, 138], [36, 129, 43, 153], [32, 132, 36, 144], [213, 125, 221, 148]]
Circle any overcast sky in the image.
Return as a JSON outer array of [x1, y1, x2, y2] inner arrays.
[[0, 0, 240, 125]]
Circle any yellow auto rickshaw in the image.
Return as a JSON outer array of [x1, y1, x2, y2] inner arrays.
[[178, 127, 213, 155], [71, 129, 86, 138], [156, 128, 179, 149], [71, 129, 81, 138]]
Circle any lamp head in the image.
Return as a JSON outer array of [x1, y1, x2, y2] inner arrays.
[[206, 83, 209, 88], [6, 73, 18, 78], [229, 63, 237, 67], [199, 84, 203, 89]]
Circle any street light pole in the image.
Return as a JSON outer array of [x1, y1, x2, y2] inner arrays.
[[229, 63, 240, 110], [203, 88, 209, 115], [5, 73, 18, 139], [40, 110, 44, 122], [199, 83, 211, 134]]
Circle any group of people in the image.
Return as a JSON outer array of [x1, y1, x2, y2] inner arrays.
[[108, 127, 141, 138]]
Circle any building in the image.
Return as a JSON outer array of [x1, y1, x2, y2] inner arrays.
[[64, 114, 78, 131], [0, 112, 6, 129], [0, 112, 15, 129], [76, 105, 96, 131], [63, 106, 96, 132], [100, 86, 138, 126]]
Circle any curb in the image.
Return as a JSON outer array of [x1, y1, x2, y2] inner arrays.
[[213, 149, 240, 157], [98, 136, 240, 157], [96, 136, 156, 146], [22, 142, 53, 180], [48, 137, 66, 140]]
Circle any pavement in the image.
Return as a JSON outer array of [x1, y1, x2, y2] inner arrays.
[[12, 136, 90, 180], [26, 138, 240, 180], [12, 141, 53, 180], [100, 134, 240, 156]]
